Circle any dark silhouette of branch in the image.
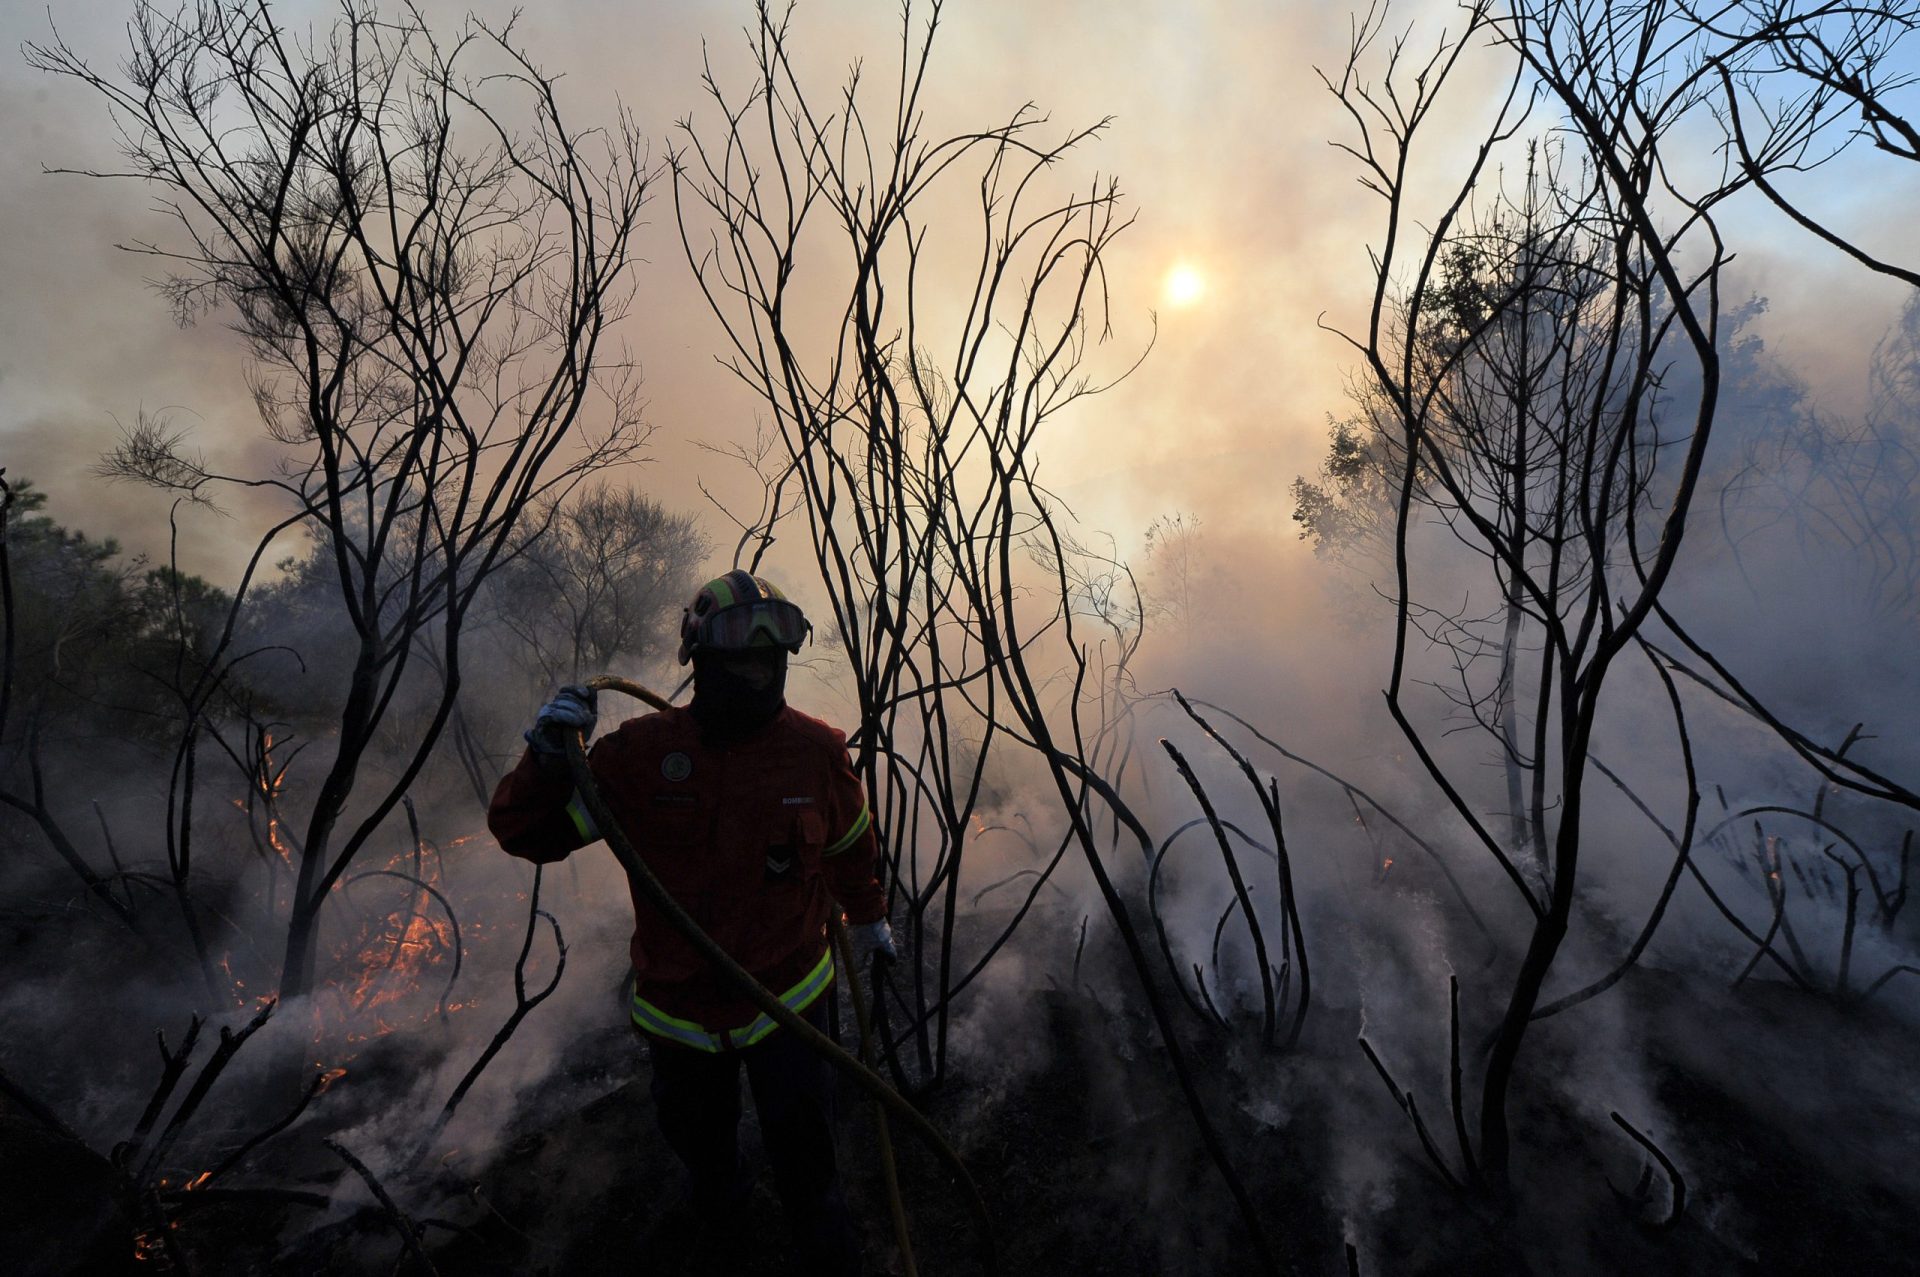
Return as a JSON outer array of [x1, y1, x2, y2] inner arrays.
[[1183, 697, 1495, 948], [1161, 737, 1278, 1048], [1173, 692, 1313, 1049], [416, 867, 564, 1163], [326, 1138, 440, 1276], [1609, 1110, 1686, 1227], [137, 1001, 278, 1190], [1534, 640, 1701, 1018]]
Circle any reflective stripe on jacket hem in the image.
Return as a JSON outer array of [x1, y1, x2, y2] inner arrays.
[[631, 946, 835, 1052]]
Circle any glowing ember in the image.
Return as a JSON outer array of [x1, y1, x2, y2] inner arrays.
[[345, 909, 457, 1014], [288, 826, 514, 1066], [266, 815, 294, 867]]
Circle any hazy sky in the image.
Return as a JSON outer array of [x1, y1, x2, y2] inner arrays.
[[2, 0, 1915, 584]]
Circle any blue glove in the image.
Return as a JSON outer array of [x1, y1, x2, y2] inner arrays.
[[847, 918, 897, 969], [525, 685, 598, 756]]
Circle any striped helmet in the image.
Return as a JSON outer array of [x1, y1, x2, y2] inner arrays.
[[677, 570, 812, 665]]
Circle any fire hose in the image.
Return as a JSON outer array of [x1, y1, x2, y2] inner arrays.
[[572, 676, 991, 1275]]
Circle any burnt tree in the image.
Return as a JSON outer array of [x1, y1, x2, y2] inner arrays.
[[30, 0, 653, 1001]]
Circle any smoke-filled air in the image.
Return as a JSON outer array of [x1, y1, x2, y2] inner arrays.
[[4, 1, 1919, 1273]]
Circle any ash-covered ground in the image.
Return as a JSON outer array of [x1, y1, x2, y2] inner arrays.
[[13, 888, 1913, 1277]]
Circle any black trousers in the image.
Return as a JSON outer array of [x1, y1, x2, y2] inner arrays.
[[647, 999, 862, 1276]]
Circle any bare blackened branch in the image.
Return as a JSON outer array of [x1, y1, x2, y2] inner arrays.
[[1609, 1110, 1686, 1227], [1359, 1034, 1466, 1193], [203, 1068, 337, 1186], [1172, 692, 1313, 1049], [116, 1017, 204, 1173], [27, 0, 655, 1003], [1534, 640, 1701, 1018], [1161, 737, 1278, 1048], [137, 1000, 277, 1190], [326, 1137, 441, 1276], [415, 867, 565, 1163]]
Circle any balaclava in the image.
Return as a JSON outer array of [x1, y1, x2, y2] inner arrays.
[[689, 649, 788, 744]]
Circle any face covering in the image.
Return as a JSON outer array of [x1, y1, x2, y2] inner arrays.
[[690, 651, 788, 743]]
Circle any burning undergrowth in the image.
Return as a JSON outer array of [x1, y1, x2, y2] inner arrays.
[[0, 769, 645, 1274], [1, 533, 1914, 1277], [4, 701, 1920, 1276]]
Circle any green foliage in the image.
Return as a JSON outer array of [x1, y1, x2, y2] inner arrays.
[[1289, 415, 1397, 564], [1419, 240, 1499, 345], [1, 479, 236, 752]]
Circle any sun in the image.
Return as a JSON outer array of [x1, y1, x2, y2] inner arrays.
[[1164, 263, 1206, 308]]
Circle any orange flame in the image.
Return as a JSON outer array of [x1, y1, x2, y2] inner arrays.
[[345, 908, 455, 1015], [266, 814, 294, 868]]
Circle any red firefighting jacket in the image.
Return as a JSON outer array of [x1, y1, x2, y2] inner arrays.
[[487, 704, 886, 1051]]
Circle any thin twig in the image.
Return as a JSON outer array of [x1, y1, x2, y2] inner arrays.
[[138, 1001, 277, 1190], [204, 1068, 337, 1186], [416, 867, 565, 1162], [119, 1017, 204, 1171], [1162, 737, 1277, 1046], [326, 1138, 440, 1275], [1358, 1036, 1464, 1192]]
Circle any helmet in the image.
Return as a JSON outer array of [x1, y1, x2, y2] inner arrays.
[[677, 570, 812, 665]]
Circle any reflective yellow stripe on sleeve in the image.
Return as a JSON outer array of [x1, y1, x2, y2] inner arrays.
[[822, 802, 871, 857], [563, 791, 599, 843]]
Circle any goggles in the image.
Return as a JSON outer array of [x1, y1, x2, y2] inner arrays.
[[690, 597, 812, 655]]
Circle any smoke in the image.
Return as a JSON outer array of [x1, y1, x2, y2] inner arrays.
[[4, 1, 1920, 1272]]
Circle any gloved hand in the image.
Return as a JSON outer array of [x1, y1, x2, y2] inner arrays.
[[525, 684, 598, 756], [846, 918, 897, 969]]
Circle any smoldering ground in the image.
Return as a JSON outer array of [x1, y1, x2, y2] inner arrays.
[[914, 585, 1920, 1273]]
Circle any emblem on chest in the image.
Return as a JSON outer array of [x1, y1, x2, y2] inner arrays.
[[661, 751, 693, 782]]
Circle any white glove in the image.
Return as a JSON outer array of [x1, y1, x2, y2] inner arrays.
[[847, 918, 897, 968], [526, 684, 598, 756]]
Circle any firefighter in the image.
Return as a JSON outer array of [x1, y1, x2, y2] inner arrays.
[[488, 570, 895, 1274]]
